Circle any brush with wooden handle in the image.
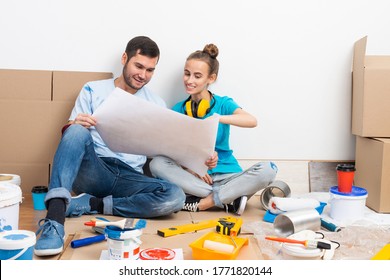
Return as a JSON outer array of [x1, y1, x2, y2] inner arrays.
[[265, 236, 331, 249], [84, 218, 146, 230]]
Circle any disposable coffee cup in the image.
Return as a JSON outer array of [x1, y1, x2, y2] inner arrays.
[[336, 164, 355, 193], [274, 209, 321, 237], [31, 186, 48, 210]]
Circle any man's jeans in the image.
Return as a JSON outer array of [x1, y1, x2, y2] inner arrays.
[[45, 125, 185, 218]]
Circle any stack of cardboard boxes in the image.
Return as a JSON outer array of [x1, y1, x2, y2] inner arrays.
[[352, 36, 390, 213], [0, 69, 113, 194]]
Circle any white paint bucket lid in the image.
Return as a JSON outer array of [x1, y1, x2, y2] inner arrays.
[[0, 183, 22, 208], [0, 230, 36, 250], [0, 174, 21, 186]]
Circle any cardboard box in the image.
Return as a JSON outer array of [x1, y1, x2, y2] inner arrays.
[[352, 36, 390, 137], [0, 69, 113, 193], [354, 136, 390, 213], [0, 69, 52, 100]]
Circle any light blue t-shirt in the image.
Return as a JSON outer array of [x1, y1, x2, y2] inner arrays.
[[70, 78, 166, 173], [172, 94, 243, 174]]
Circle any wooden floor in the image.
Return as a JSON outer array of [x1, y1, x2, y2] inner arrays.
[[19, 194, 47, 232]]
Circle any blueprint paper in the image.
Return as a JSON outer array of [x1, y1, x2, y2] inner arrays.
[[93, 87, 219, 176]]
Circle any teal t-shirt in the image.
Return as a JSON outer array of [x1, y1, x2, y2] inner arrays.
[[172, 94, 243, 174]]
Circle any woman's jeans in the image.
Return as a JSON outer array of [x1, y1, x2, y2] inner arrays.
[[45, 125, 185, 218], [149, 155, 278, 208]]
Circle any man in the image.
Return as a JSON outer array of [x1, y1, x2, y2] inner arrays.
[[34, 36, 186, 257]]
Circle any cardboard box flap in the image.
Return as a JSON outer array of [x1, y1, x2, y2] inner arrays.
[[353, 36, 367, 75], [373, 138, 390, 144], [0, 69, 52, 101]]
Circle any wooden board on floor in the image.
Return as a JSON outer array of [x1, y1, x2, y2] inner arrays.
[[308, 161, 354, 192]]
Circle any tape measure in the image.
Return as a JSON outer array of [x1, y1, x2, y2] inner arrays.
[[215, 217, 242, 236]]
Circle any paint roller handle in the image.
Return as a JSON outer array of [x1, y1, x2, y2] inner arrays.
[[71, 234, 106, 248], [320, 218, 341, 232]]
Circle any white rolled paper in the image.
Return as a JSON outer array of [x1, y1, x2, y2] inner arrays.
[[203, 240, 234, 254]]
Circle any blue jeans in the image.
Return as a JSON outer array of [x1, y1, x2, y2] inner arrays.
[[45, 125, 185, 218]]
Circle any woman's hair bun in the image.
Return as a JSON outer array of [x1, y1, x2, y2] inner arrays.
[[203, 44, 219, 59]]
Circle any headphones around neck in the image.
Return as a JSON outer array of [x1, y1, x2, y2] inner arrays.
[[184, 91, 215, 118]]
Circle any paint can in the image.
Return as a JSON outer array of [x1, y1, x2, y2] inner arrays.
[[0, 230, 36, 260], [329, 186, 368, 223], [0, 174, 21, 186], [0, 182, 22, 232], [105, 226, 142, 260]]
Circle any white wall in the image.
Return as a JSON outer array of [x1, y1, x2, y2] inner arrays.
[[1, 0, 390, 160]]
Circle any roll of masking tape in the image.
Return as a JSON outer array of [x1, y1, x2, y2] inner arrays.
[[260, 180, 291, 210], [203, 240, 234, 254]]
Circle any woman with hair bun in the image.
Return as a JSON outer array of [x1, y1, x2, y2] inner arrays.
[[150, 44, 278, 215]]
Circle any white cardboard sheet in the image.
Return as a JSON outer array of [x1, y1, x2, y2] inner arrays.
[[93, 87, 219, 176]]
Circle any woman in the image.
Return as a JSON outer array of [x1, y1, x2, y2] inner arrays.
[[150, 44, 278, 215]]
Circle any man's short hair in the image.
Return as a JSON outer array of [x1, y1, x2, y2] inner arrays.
[[125, 36, 160, 62]]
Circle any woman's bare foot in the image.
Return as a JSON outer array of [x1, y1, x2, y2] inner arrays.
[[198, 194, 215, 210]]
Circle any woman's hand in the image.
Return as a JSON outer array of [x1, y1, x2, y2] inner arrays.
[[183, 166, 214, 185], [206, 151, 218, 170], [201, 173, 213, 185]]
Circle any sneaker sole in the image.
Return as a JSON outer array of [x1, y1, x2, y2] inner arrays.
[[34, 246, 63, 257], [236, 196, 248, 216]]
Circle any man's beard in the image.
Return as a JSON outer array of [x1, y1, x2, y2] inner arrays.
[[123, 64, 145, 91]]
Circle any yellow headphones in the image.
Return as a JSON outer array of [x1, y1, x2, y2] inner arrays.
[[184, 92, 215, 118]]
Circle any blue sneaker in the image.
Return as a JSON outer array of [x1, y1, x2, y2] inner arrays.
[[65, 193, 97, 217], [34, 219, 65, 256]]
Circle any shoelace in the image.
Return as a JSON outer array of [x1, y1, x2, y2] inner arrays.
[[183, 202, 199, 212], [36, 218, 64, 245]]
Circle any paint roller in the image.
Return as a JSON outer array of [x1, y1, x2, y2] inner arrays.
[[203, 240, 235, 254]]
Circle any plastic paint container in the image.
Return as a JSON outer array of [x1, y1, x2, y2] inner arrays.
[[0, 174, 21, 186], [105, 226, 142, 260], [0, 183, 22, 232], [0, 230, 36, 260], [329, 186, 368, 222]]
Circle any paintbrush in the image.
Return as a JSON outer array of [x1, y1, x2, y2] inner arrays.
[[265, 236, 331, 250], [84, 218, 146, 230]]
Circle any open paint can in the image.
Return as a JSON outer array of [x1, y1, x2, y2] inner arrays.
[[0, 230, 36, 260], [105, 226, 142, 260]]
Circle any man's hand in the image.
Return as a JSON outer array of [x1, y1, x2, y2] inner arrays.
[[205, 151, 218, 170], [73, 113, 97, 128]]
